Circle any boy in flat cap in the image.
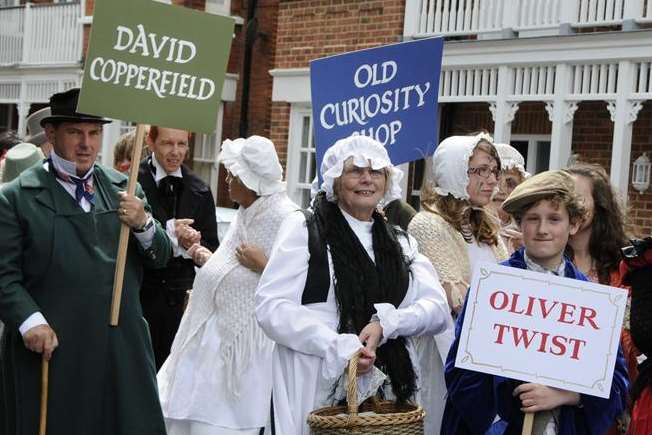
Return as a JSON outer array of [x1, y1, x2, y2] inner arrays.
[[442, 170, 629, 435], [0, 88, 172, 435]]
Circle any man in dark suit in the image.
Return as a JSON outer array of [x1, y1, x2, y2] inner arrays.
[[138, 126, 218, 369]]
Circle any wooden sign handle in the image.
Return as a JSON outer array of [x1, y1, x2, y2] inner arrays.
[[39, 356, 49, 435], [522, 412, 534, 435], [110, 123, 147, 326]]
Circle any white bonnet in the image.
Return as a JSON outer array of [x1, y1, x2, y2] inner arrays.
[[218, 135, 285, 196], [494, 143, 530, 179], [431, 132, 495, 201], [320, 135, 403, 204]]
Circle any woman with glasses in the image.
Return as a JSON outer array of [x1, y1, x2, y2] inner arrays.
[[255, 135, 451, 435], [408, 133, 508, 316], [406, 133, 508, 433]]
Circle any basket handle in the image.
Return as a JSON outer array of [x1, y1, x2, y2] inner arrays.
[[346, 352, 361, 416]]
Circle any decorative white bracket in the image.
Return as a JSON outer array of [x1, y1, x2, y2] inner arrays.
[[545, 101, 578, 124], [506, 103, 519, 123], [607, 101, 617, 122], [628, 101, 643, 124], [489, 102, 519, 124], [489, 103, 497, 122], [607, 100, 643, 124]]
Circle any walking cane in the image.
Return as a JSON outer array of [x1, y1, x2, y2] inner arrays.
[[522, 412, 534, 435], [39, 355, 49, 435]]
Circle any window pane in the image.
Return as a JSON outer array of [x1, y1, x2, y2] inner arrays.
[[299, 151, 307, 182], [300, 189, 311, 209], [301, 116, 311, 148], [536, 141, 551, 173], [309, 155, 316, 180], [411, 159, 425, 191], [510, 140, 529, 163]]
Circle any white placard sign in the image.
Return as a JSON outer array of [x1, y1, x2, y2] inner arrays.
[[455, 262, 627, 398]]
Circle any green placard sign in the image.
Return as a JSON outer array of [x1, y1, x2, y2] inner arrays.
[[78, 0, 234, 134]]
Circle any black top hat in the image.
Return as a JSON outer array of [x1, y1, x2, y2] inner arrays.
[[40, 88, 111, 127]]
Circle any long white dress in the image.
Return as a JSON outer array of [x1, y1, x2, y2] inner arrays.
[[158, 192, 297, 435], [255, 209, 451, 435]]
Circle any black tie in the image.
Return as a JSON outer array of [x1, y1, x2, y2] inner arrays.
[[159, 176, 182, 217]]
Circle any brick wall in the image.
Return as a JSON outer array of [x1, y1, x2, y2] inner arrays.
[[566, 101, 652, 235], [217, 0, 281, 205], [267, 0, 405, 172], [442, 102, 494, 136], [275, 0, 405, 69], [571, 101, 614, 170], [628, 102, 652, 236], [512, 102, 551, 135]]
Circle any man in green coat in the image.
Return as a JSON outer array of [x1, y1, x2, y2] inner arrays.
[[0, 88, 172, 435]]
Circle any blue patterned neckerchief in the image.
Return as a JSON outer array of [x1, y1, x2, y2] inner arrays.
[[47, 158, 95, 206]]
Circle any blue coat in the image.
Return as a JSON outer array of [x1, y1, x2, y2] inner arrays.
[[441, 248, 629, 435]]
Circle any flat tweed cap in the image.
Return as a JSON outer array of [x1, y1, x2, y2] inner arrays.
[[502, 169, 575, 214]]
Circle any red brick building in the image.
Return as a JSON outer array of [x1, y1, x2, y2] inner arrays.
[[264, 0, 652, 235]]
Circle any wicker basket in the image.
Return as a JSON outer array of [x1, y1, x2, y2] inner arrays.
[[307, 353, 425, 434]]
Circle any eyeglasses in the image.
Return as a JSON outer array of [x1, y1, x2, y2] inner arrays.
[[468, 166, 500, 179], [342, 166, 387, 180]]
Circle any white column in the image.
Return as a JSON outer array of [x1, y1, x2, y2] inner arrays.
[[609, 60, 639, 198], [491, 66, 518, 144], [21, 2, 32, 64], [16, 102, 31, 138], [622, 0, 643, 30], [398, 162, 410, 200], [623, 0, 644, 19], [559, 0, 579, 24], [547, 64, 577, 170], [210, 102, 225, 203], [403, 0, 422, 39], [100, 120, 122, 168]]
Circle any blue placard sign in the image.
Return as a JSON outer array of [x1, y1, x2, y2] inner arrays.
[[310, 37, 443, 175]]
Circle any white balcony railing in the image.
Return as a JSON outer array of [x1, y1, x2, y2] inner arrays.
[[404, 0, 651, 38], [0, 2, 83, 67]]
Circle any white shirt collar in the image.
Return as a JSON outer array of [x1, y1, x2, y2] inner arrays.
[[524, 251, 566, 276], [50, 151, 94, 180], [151, 153, 182, 185]]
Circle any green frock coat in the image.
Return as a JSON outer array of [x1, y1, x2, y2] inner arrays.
[[0, 163, 171, 435]]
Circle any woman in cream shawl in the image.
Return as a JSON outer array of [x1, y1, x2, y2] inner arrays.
[[158, 136, 297, 435]]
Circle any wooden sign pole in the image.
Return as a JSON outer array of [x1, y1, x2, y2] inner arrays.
[[522, 412, 534, 435], [39, 356, 49, 435], [109, 123, 147, 326]]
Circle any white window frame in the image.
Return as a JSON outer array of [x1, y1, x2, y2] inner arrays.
[[0, 103, 14, 132], [205, 0, 231, 16], [0, 0, 19, 7], [510, 134, 552, 174], [287, 104, 316, 208], [193, 102, 224, 203]]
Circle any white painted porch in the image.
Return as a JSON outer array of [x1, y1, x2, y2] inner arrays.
[[271, 31, 652, 198], [0, 2, 83, 67], [404, 0, 652, 39]]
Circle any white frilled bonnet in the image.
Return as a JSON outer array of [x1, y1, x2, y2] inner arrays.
[[431, 132, 495, 201], [218, 135, 285, 196], [320, 135, 403, 204], [495, 143, 530, 178]]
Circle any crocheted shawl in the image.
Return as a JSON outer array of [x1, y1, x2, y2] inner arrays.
[[166, 192, 296, 395]]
